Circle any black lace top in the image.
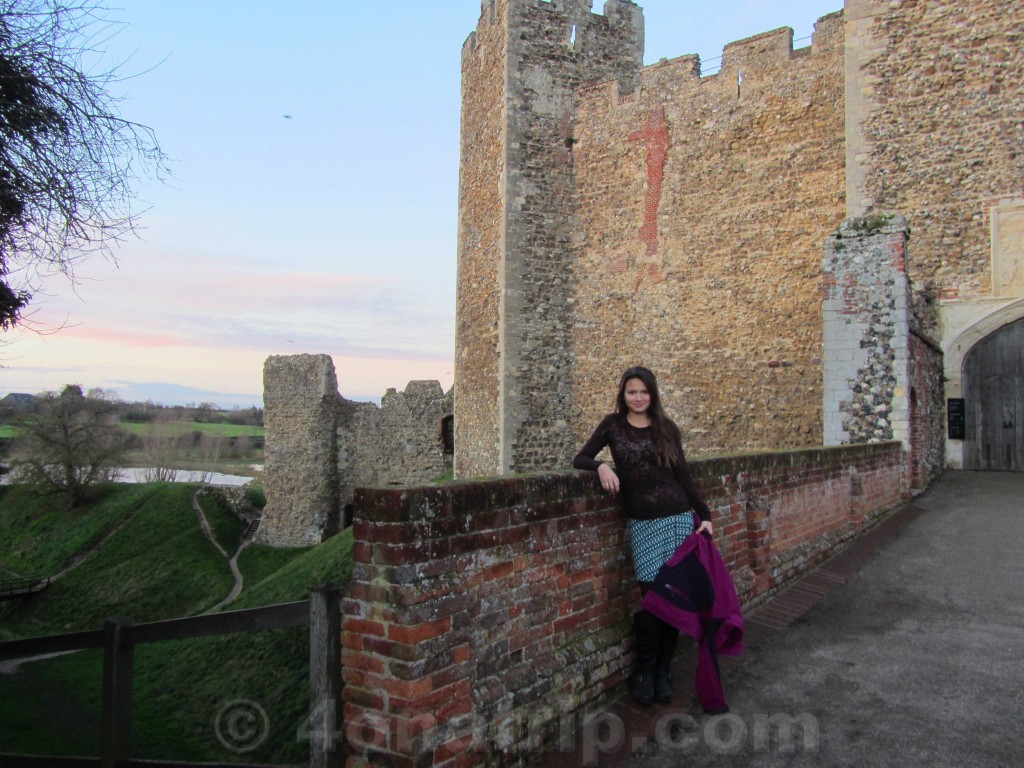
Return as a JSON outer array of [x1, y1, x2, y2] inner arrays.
[[573, 413, 711, 522]]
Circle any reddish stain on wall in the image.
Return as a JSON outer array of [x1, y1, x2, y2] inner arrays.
[[629, 107, 670, 257]]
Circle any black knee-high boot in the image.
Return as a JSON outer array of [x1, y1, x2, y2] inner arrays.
[[654, 621, 679, 704], [630, 610, 660, 705]]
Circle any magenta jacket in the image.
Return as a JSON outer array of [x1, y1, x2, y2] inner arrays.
[[641, 532, 744, 712]]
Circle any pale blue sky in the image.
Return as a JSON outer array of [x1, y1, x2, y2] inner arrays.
[[1, 0, 841, 407]]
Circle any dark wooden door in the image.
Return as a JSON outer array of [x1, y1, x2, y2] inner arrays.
[[963, 318, 1024, 471]]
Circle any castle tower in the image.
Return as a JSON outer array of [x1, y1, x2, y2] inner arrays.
[[455, 0, 643, 477]]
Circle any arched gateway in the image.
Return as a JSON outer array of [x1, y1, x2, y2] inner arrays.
[[962, 318, 1024, 471]]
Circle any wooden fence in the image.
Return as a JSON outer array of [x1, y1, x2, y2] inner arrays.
[[0, 576, 51, 600], [0, 586, 341, 768]]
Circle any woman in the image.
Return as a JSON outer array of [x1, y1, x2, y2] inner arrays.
[[573, 366, 712, 706]]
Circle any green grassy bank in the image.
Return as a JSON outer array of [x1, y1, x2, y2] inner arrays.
[[0, 483, 352, 763]]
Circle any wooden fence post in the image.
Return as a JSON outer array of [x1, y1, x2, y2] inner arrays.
[[100, 618, 133, 767], [309, 586, 341, 768]]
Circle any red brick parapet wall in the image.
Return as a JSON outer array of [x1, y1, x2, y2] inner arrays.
[[341, 442, 907, 767]]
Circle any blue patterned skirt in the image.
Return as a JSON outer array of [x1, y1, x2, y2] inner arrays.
[[629, 510, 695, 583]]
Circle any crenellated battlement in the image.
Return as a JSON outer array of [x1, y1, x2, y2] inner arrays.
[[576, 9, 844, 106], [721, 26, 799, 71], [464, 0, 643, 55], [721, 10, 844, 69]]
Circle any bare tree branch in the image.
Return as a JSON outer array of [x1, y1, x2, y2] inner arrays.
[[0, 0, 165, 329]]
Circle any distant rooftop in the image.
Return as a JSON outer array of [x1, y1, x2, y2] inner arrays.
[[0, 393, 38, 410]]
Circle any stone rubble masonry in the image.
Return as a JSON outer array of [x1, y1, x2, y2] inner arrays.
[[818, 214, 943, 489], [457, 0, 848, 478], [456, 0, 645, 478], [455, 0, 507, 477], [842, 0, 1024, 467], [570, 13, 845, 464], [823, 215, 911, 447], [340, 381, 455, 509], [258, 354, 342, 547], [259, 355, 453, 547], [822, 215, 944, 487], [456, 0, 1024, 479], [908, 330, 945, 490], [341, 441, 905, 767], [851, 0, 1024, 302]]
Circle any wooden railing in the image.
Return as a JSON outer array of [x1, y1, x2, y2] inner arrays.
[[0, 586, 341, 768], [0, 576, 50, 600]]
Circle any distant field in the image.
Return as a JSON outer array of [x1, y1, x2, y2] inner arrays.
[[1, 420, 264, 477], [2, 421, 262, 439], [119, 421, 264, 438]]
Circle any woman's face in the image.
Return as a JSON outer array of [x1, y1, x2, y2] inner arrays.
[[623, 377, 651, 416]]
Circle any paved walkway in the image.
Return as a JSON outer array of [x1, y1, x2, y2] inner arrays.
[[548, 470, 1024, 767]]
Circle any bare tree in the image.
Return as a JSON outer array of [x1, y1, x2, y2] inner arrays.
[[139, 423, 180, 482], [0, 0, 165, 330], [11, 384, 133, 506]]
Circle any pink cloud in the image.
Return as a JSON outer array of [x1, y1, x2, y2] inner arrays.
[[59, 324, 188, 348]]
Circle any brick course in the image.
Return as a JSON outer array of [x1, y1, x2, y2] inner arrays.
[[341, 443, 905, 766]]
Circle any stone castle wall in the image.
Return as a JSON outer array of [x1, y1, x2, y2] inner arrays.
[[456, 0, 645, 476], [257, 354, 341, 547], [570, 14, 846, 457], [823, 216, 912, 447], [340, 381, 454, 509], [258, 355, 453, 547], [908, 329, 945, 490], [455, 0, 507, 477], [846, 0, 1024, 469], [821, 213, 944, 489], [456, 0, 1024, 478], [456, 1, 850, 478], [850, 0, 1024, 301]]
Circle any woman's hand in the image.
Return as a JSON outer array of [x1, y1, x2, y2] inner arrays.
[[597, 463, 619, 494], [696, 520, 713, 537]]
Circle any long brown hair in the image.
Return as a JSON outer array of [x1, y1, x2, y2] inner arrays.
[[615, 366, 681, 466]]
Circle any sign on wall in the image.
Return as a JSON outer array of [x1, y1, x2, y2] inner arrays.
[[947, 398, 966, 440]]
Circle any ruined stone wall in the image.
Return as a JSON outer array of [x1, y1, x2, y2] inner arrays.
[[823, 216, 912, 447], [257, 354, 341, 547], [850, 0, 1024, 300], [339, 381, 454, 508], [820, 214, 942, 490], [570, 14, 846, 456], [260, 355, 453, 546]]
